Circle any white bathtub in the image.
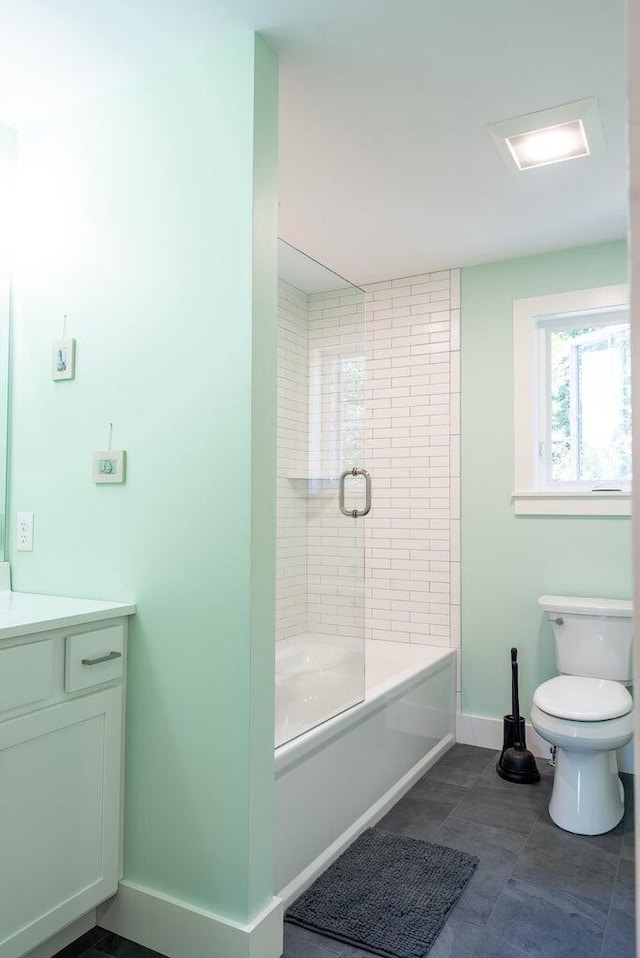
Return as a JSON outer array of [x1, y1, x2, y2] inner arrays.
[[274, 637, 455, 903], [275, 632, 368, 748]]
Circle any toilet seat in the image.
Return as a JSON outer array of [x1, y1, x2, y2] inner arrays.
[[533, 675, 632, 722], [531, 703, 634, 752]]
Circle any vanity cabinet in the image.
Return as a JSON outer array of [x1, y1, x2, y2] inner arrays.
[[0, 597, 134, 958]]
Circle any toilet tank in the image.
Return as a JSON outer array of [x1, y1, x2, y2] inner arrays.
[[538, 595, 633, 682]]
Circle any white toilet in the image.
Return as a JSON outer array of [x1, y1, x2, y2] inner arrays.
[[530, 595, 633, 836]]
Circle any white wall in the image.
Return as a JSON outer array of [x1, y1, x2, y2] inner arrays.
[[306, 287, 366, 639], [276, 280, 309, 640], [275, 268, 460, 663], [363, 270, 460, 650], [276, 281, 367, 642]]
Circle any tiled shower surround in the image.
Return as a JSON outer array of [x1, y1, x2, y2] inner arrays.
[[276, 281, 309, 640], [276, 277, 367, 643], [276, 268, 461, 651], [363, 269, 460, 647]]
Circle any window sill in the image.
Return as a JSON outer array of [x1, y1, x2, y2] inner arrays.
[[512, 491, 631, 517]]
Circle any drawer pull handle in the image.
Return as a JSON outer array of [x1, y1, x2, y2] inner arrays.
[[81, 651, 122, 666]]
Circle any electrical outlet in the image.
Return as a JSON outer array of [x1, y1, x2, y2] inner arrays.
[[17, 512, 34, 551]]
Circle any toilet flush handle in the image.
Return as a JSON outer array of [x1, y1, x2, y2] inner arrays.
[[551, 616, 564, 626]]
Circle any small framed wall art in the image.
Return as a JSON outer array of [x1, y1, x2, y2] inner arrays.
[[93, 450, 126, 484], [51, 339, 76, 381]]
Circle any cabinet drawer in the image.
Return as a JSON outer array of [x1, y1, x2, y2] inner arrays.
[[65, 626, 124, 692], [0, 640, 54, 713]]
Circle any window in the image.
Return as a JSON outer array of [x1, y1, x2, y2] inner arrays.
[[541, 311, 631, 487], [338, 354, 365, 470], [308, 345, 364, 482], [513, 284, 631, 516]]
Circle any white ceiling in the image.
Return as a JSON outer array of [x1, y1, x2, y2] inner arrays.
[[0, 0, 628, 285]]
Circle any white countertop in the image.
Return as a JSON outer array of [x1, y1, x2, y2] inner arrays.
[[0, 591, 136, 641]]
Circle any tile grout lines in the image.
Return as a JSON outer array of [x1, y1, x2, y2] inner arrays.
[[599, 854, 626, 958]]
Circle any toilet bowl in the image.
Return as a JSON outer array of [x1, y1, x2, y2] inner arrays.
[[530, 676, 633, 834], [531, 596, 634, 836]]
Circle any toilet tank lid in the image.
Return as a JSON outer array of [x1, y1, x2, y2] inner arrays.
[[538, 595, 633, 617]]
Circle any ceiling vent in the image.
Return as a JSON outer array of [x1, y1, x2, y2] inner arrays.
[[488, 98, 604, 172]]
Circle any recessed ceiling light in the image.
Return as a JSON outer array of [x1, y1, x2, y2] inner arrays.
[[507, 119, 589, 170], [487, 98, 604, 173]]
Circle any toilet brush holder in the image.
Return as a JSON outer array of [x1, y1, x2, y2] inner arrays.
[[500, 714, 526, 754], [496, 647, 540, 785]]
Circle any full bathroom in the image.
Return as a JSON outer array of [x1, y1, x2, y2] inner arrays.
[[0, 3, 636, 958], [271, 235, 633, 956]]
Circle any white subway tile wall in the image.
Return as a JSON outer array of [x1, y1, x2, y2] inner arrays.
[[449, 267, 461, 671], [276, 280, 309, 641], [362, 269, 460, 648], [307, 288, 366, 638], [276, 269, 461, 655]]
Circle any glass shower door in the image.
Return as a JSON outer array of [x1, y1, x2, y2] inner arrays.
[[276, 241, 367, 746]]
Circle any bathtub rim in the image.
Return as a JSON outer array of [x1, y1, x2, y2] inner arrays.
[[275, 644, 455, 775]]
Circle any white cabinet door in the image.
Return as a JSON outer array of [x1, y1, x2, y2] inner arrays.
[[0, 688, 122, 958]]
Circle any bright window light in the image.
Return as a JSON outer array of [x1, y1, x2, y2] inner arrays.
[[542, 314, 631, 486], [507, 119, 589, 170]]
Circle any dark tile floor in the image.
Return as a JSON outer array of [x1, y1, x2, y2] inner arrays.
[[55, 745, 635, 958]]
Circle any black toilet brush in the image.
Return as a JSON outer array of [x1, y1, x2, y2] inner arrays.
[[496, 647, 540, 784]]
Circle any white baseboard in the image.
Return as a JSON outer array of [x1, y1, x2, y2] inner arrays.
[[456, 712, 634, 775], [277, 732, 455, 908], [97, 882, 283, 958], [23, 911, 96, 958]]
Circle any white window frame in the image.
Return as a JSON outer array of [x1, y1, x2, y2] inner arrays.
[[513, 284, 631, 516]]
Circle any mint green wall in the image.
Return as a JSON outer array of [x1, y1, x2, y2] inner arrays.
[[0, 121, 16, 278], [0, 122, 15, 554], [461, 240, 631, 720], [247, 37, 279, 915], [10, 35, 278, 924]]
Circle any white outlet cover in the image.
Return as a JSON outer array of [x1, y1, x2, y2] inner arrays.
[[17, 512, 34, 551]]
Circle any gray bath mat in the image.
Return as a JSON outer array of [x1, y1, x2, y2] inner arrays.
[[285, 827, 478, 958]]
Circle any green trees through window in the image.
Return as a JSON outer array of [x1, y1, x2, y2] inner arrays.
[[550, 323, 631, 484]]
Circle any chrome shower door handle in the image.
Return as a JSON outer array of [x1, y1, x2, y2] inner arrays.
[[338, 468, 371, 518], [360, 469, 372, 516]]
